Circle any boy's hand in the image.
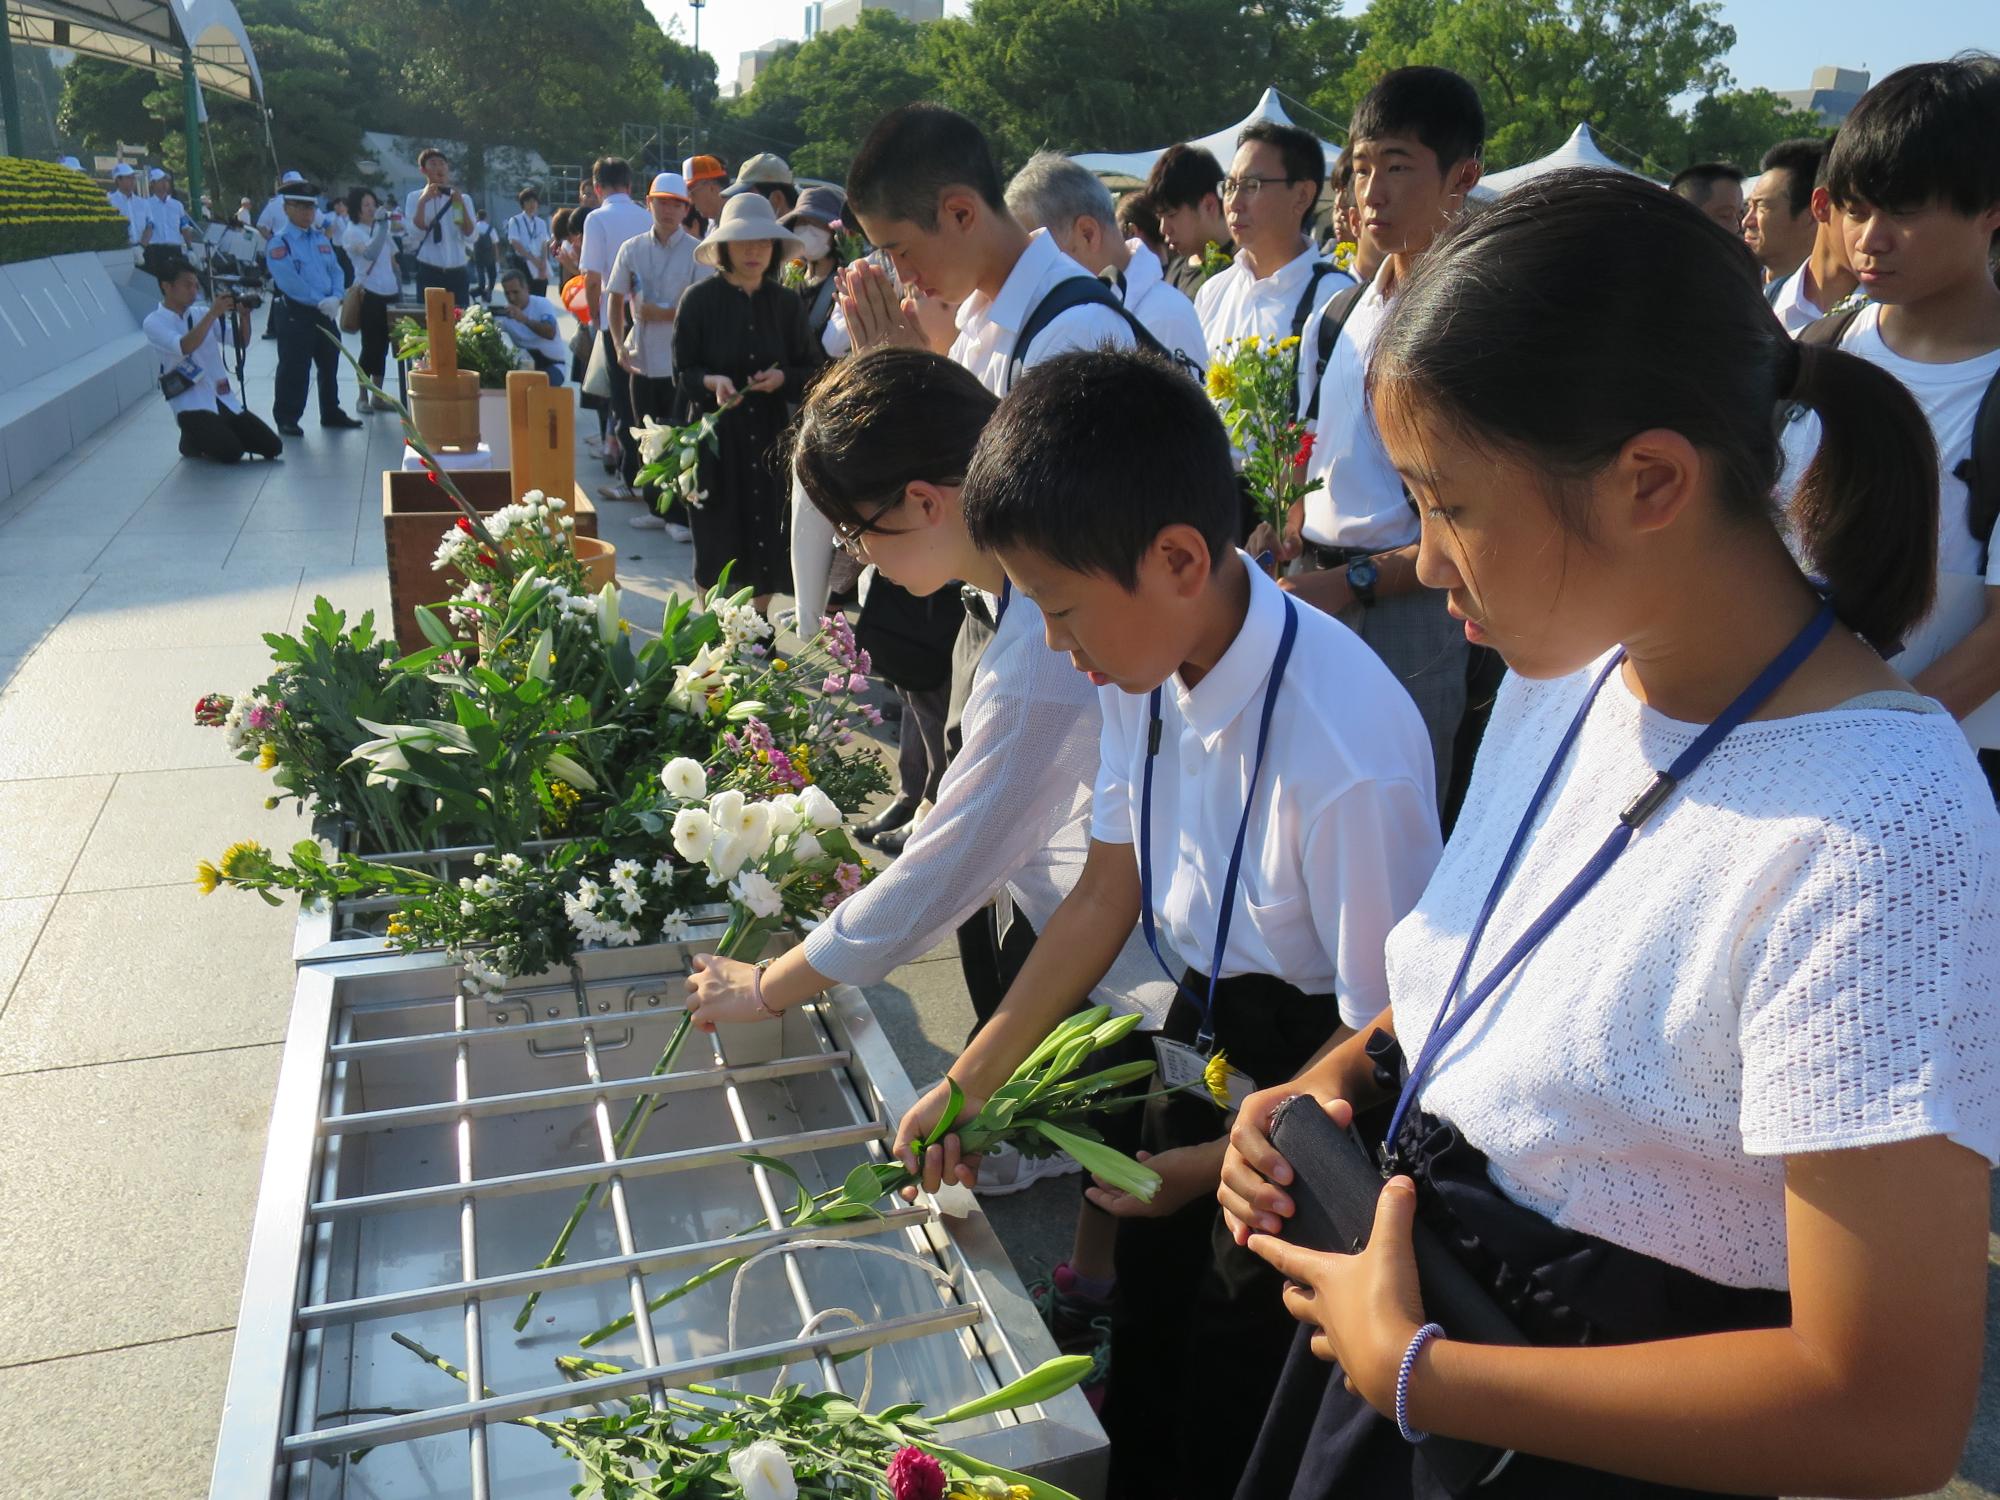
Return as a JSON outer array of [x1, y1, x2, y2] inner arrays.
[[893, 1076, 986, 1200], [1086, 1140, 1225, 1218]]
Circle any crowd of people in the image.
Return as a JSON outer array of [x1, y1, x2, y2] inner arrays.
[[117, 51, 2000, 1495]]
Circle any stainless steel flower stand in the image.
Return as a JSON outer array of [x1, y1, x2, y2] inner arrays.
[[210, 940, 1108, 1500]]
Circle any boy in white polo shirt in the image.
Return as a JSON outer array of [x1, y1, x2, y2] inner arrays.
[[895, 348, 1440, 1495]]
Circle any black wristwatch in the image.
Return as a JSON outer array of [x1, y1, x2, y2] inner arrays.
[[1345, 555, 1380, 606]]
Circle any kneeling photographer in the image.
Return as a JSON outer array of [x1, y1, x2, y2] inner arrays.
[[144, 257, 283, 463]]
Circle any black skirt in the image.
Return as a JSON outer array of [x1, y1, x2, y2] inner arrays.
[[1101, 971, 1343, 1500], [1236, 1105, 1792, 1500]]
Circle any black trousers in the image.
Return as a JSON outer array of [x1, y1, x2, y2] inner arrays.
[[273, 300, 342, 425], [1102, 973, 1343, 1500], [357, 289, 393, 387], [602, 329, 638, 487], [177, 406, 283, 463], [414, 263, 469, 303], [627, 369, 687, 524], [473, 256, 496, 298]]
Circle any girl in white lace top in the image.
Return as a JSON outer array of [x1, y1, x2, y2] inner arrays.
[[1221, 163, 2000, 1500]]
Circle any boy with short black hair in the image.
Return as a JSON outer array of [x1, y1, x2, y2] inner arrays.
[[1769, 132, 1858, 332], [1147, 142, 1233, 296], [1782, 52, 2000, 781], [1284, 64, 1485, 800], [895, 348, 1440, 1495]]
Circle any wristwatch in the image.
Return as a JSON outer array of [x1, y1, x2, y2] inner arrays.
[[1345, 555, 1380, 606]]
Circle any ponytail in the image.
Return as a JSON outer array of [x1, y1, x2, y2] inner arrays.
[[1786, 340, 1939, 650]]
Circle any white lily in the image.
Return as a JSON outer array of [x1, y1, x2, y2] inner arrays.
[[727, 1440, 798, 1500], [661, 757, 707, 801], [544, 751, 598, 792]]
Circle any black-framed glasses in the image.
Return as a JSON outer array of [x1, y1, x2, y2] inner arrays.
[[1220, 175, 1297, 200], [832, 499, 916, 557]]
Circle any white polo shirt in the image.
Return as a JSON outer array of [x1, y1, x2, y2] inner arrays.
[[579, 191, 652, 327], [403, 185, 477, 269], [1115, 238, 1208, 375], [1193, 243, 1350, 359], [606, 226, 711, 377], [950, 228, 1135, 397], [1089, 557, 1441, 1027], [1295, 275, 1417, 553], [143, 301, 240, 416]]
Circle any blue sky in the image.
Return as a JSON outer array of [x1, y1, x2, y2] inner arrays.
[[660, 0, 2000, 115]]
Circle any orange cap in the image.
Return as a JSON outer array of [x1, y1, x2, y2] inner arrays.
[[683, 155, 727, 184]]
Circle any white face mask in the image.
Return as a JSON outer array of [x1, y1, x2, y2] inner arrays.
[[793, 224, 831, 261]]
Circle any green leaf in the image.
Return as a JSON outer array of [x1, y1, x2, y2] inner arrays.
[[415, 606, 455, 650], [922, 1076, 966, 1148], [1030, 1120, 1161, 1202]]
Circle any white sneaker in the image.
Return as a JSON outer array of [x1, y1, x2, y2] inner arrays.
[[664, 522, 692, 542], [972, 1140, 1081, 1197], [629, 513, 666, 530]]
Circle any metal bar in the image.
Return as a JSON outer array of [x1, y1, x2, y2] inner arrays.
[[309, 1121, 884, 1219], [296, 1207, 932, 1329], [708, 1025, 844, 1393], [320, 1049, 853, 1134], [279, 1305, 985, 1459], [451, 988, 495, 1499], [330, 1003, 676, 1056]]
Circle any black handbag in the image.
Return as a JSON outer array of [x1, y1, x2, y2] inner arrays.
[[1267, 1093, 1522, 1493], [852, 572, 965, 694]]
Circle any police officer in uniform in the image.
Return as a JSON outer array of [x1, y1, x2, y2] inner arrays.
[[266, 179, 361, 435]]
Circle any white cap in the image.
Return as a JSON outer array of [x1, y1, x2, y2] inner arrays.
[[647, 171, 690, 203], [147, 167, 171, 182], [279, 169, 305, 186], [57, 155, 81, 171], [112, 162, 136, 177]]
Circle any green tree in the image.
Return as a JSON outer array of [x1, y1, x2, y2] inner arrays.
[[1679, 87, 1829, 172], [56, 58, 171, 161]]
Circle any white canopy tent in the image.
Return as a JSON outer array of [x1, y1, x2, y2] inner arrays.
[[1472, 122, 1649, 198], [5, 0, 263, 103], [1071, 87, 1340, 184]]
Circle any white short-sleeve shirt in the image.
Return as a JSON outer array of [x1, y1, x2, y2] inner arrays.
[[950, 228, 1136, 396], [1089, 558, 1441, 1026], [494, 295, 571, 366], [1388, 659, 2000, 1289], [342, 221, 401, 296], [143, 301, 241, 416], [1116, 239, 1208, 375], [1295, 275, 1417, 553], [606, 227, 711, 377], [579, 192, 652, 326], [1193, 244, 1349, 359], [403, 186, 477, 269]]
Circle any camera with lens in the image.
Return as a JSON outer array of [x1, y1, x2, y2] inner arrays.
[[207, 247, 267, 310]]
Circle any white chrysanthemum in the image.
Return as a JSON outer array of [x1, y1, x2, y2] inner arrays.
[[730, 870, 784, 920], [499, 852, 525, 873], [572, 878, 601, 910]]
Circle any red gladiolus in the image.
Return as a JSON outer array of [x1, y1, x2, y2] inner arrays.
[[885, 1446, 946, 1500], [456, 516, 474, 533], [1294, 430, 1315, 467], [477, 551, 497, 568], [426, 471, 440, 486]]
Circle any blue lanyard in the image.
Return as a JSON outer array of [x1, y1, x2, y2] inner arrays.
[[1137, 594, 1301, 1050], [994, 579, 1011, 628], [1385, 602, 1837, 1153]]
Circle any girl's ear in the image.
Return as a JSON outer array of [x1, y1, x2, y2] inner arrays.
[[903, 480, 953, 528]]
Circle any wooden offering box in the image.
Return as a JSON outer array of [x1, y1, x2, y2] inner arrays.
[[381, 471, 598, 651]]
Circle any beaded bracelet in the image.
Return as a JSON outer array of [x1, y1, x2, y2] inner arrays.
[[1395, 1322, 1445, 1444], [750, 958, 781, 1019]]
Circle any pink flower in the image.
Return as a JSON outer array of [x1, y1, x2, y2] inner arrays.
[[845, 673, 868, 693], [822, 674, 846, 695], [835, 862, 865, 895], [885, 1446, 946, 1500]]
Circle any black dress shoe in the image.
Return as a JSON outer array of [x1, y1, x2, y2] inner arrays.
[[857, 800, 920, 841], [321, 410, 363, 429], [276, 420, 305, 436], [872, 824, 916, 855]]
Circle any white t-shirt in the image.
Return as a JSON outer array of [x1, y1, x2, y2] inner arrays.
[[950, 228, 1136, 397], [1389, 657, 2000, 1289], [1116, 238, 1208, 375], [1295, 275, 1416, 553], [803, 588, 1173, 1024], [606, 227, 710, 377], [341, 220, 401, 296], [1090, 558, 1441, 1028], [579, 192, 652, 327], [1193, 244, 1350, 359], [403, 186, 477, 269], [494, 295, 571, 365], [143, 301, 240, 416]]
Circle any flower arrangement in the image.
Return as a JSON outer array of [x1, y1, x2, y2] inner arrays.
[[393, 302, 527, 388], [1204, 333, 1315, 539], [1329, 238, 1357, 275], [631, 404, 734, 511]]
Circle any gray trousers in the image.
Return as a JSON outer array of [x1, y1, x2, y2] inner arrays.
[[1333, 584, 1468, 804]]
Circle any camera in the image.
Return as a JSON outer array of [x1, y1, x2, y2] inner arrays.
[[207, 246, 267, 309]]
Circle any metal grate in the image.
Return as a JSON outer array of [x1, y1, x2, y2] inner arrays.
[[210, 948, 1107, 1500]]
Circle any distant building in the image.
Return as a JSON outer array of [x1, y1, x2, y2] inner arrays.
[[804, 2, 823, 39], [819, 0, 943, 33], [735, 39, 794, 97], [1777, 66, 1870, 126]]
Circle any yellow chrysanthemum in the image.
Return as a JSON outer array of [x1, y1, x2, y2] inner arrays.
[[218, 840, 269, 880], [1203, 1049, 1235, 1109], [1205, 364, 1237, 401], [1278, 335, 1301, 351], [193, 861, 221, 895], [545, 779, 581, 830], [772, 657, 789, 671], [1242, 333, 1261, 348], [385, 915, 410, 938], [256, 742, 279, 771]]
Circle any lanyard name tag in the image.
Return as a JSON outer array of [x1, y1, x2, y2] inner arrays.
[[173, 356, 202, 383], [1153, 1036, 1255, 1112]]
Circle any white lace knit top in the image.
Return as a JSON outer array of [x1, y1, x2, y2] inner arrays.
[[1388, 657, 2000, 1290]]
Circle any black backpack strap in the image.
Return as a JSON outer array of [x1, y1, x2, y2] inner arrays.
[[1959, 367, 2000, 570], [1006, 275, 1175, 392], [1302, 282, 1369, 424], [1796, 305, 1865, 349]]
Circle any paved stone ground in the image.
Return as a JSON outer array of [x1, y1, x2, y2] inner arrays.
[[0, 331, 1992, 1499]]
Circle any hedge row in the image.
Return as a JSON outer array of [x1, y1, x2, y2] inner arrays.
[[0, 157, 134, 266]]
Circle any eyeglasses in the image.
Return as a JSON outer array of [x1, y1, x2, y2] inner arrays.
[[1220, 175, 1297, 201], [832, 500, 914, 557]]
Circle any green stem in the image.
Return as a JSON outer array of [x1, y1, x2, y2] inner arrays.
[[390, 1332, 589, 1461], [512, 1011, 696, 1331]]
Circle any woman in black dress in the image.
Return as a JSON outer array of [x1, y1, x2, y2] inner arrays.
[[675, 194, 818, 609]]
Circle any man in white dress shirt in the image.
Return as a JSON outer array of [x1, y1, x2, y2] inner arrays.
[[1005, 151, 1207, 376], [1769, 145, 1859, 335], [505, 185, 552, 295], [137, 168, 197, 276], [107, 162, 144, 245], [1193, 122, 1348, 366], [578, 155, 653, 504], [402, 146, 476, 302], [1287, 66, 1487, 801], [143, 258, 281, 463], [1743, 137, 1827, 293]]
